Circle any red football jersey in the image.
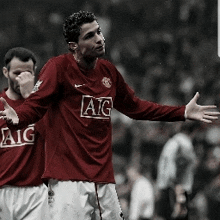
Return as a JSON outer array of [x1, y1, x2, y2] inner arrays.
[[0, 90, 45, 186], [15, 53, 185, 183]]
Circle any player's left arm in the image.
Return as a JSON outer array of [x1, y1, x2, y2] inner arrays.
[[114, 81, 219, 123]]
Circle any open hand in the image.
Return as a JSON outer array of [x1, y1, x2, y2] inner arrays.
[[185, 92, 220, 123], [0, 97, 19, 124]]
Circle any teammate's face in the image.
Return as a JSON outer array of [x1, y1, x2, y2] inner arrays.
[[76, 21, 105, 59], [3, 57, 35, 95]]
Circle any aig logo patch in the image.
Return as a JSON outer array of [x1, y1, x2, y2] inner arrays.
[[1, 124, 35, 148], [81, 95, 113, 119]]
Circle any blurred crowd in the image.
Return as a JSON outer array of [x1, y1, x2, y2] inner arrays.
[[0, 0, 220, 219]]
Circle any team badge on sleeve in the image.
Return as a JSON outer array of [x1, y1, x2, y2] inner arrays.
[[32, 80, 43, 93], [102, 77, 112, 88]]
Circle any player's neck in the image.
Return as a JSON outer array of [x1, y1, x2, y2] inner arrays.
[[6, 88, 22, 100], [73, 54, 97, 70]]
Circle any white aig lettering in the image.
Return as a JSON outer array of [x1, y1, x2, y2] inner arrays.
[[0, 124, 35, 148], [81, 95, 113, 119]]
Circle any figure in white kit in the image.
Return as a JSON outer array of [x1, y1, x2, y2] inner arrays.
[[0, 11, 219, 220]]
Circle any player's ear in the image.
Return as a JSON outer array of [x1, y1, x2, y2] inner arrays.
[[2, 67, 9, 79], [34, 66, 37, 75], [68, 42, 78, 51]]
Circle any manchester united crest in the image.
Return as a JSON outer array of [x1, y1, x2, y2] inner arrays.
[[102, 77, 112, 88]]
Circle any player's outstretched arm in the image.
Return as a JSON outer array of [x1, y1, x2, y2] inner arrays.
[[0, 97, 19, 124], [185, 92, 220, 123]]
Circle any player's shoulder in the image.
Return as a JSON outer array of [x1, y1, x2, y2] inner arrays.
[[0, 90, 7, 99], [98, 58, 114, 67], [42, 53, 73, 74], [49, 53, 71, 66], [97, 58, 119, 73]]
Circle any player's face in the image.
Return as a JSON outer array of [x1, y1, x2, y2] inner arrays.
[[76, 21, 105, 59], [3, 57, 35, 95]]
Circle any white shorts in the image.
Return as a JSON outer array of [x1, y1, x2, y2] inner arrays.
[[48, 179, 125, 220], [0, 184, 49, 220]]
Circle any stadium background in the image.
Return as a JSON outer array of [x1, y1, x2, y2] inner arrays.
[[0, 0, 219, 219]]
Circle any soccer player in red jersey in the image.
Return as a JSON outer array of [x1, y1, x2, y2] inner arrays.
[[0, 47, 48, 219], [0, 12, 219, 220]]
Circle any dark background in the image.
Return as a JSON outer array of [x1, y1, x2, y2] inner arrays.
[[0, 1, 219, 219]]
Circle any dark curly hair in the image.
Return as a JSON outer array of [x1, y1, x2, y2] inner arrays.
[[63, 11, 97, 44]]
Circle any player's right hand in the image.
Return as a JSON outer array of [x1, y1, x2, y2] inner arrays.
[[0, 97, 19, 124], [16, 71, 35, 99]]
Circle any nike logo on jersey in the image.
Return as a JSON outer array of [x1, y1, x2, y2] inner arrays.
[[75, 84, 85, 88]]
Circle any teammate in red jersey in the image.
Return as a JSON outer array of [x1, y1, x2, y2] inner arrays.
[[0, 47, 48, 220], [0, 11, 219, 220]]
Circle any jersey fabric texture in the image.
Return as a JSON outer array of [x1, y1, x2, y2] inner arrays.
[[14, 53, 185, 184], [0, 90, 45, 186]]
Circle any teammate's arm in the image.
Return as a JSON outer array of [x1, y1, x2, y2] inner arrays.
[[0, 71, 35, 124], [17, 71, 35, 99], [0, 59, 60, 127]]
